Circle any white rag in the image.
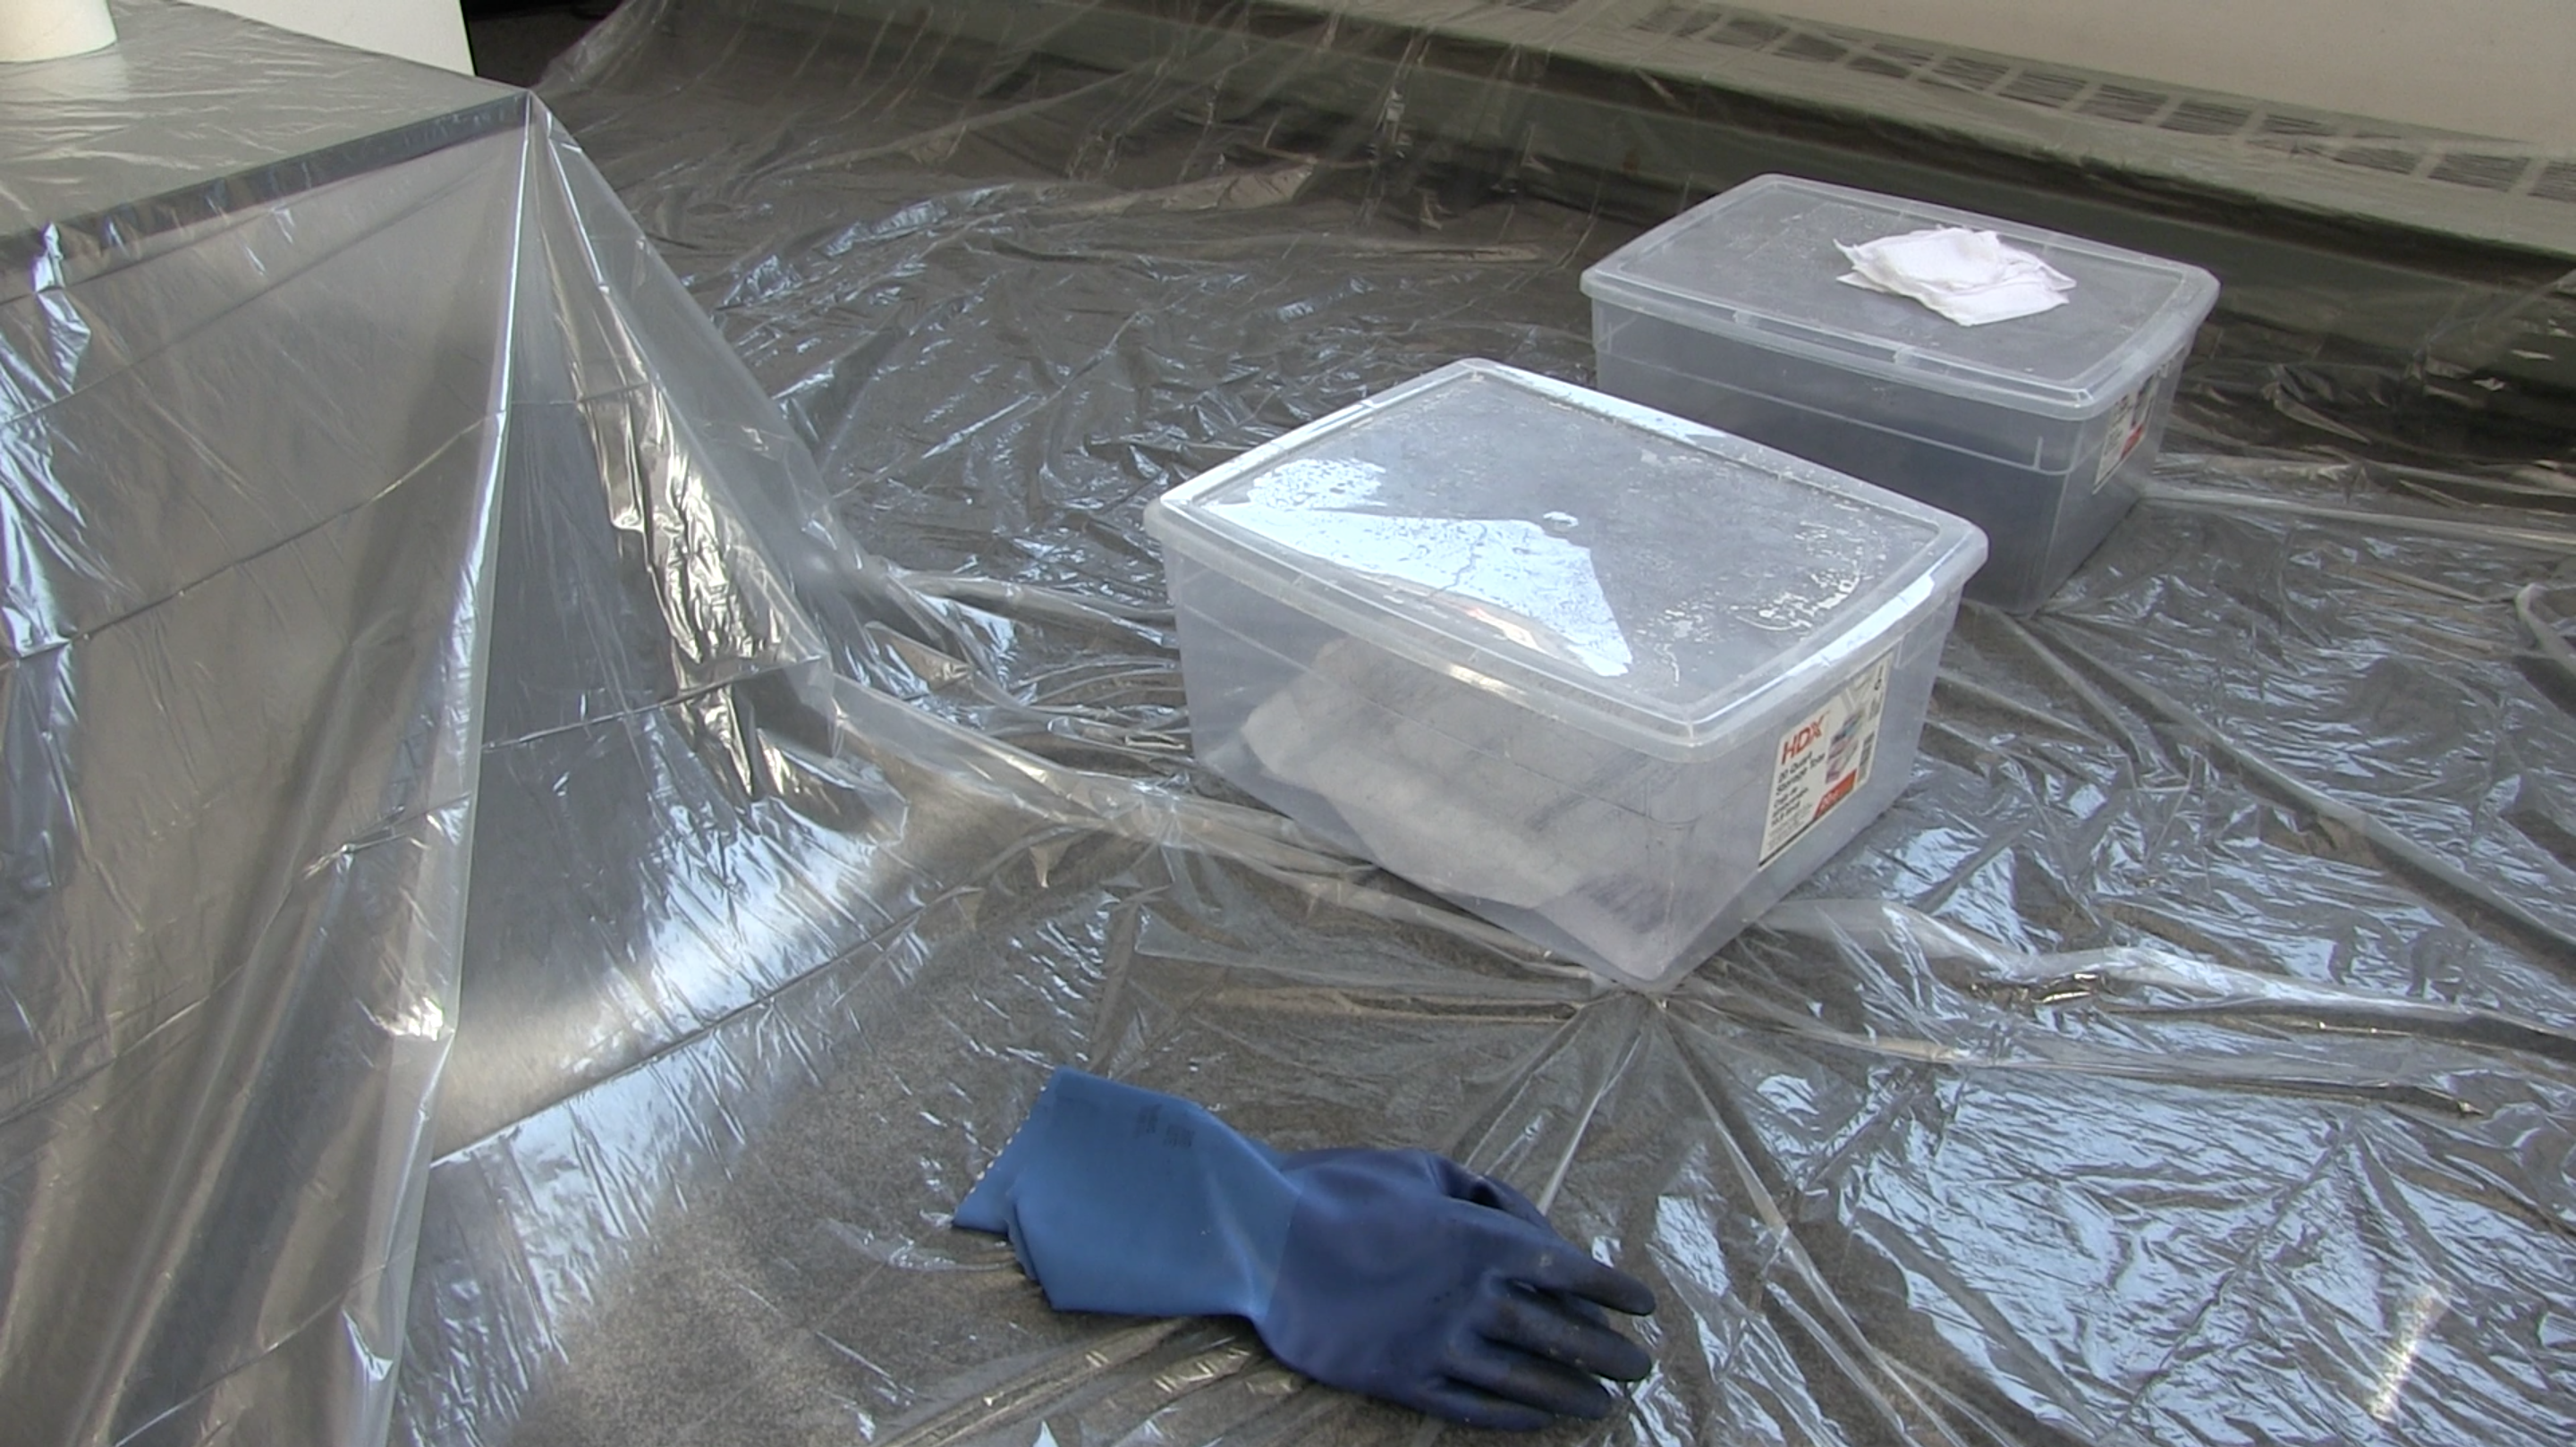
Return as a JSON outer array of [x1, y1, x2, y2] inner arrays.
[[1835, 226, 2075, 326]]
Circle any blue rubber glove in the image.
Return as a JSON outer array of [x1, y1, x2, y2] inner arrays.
[[954, 1068, 1657, 1430]]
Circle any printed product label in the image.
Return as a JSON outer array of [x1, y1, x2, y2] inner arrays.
[[2092, 362, 2169, 490], [1759, 652, 1894, 867]]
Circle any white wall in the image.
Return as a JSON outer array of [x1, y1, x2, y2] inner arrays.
[[190, 0, 471, 74], [1760, 0, 2576, 148]]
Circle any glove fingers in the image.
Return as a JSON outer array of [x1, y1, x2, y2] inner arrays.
[[1458, 1171, 1555, 1231], [1412, 1152, 1553, 1227], [1515, 1238, 1658, 1318], [1482, 1281, 1654, 1382], [1553, 1287, 1612, 1330], [1444, 1338, 1622, 1420], [1409, 1381, 1559, 1433]]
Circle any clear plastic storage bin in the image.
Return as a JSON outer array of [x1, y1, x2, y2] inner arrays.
[[1583, 174, 2218, 612], [1144, 360, 1986, 989]]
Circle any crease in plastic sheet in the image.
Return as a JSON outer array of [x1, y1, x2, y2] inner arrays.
[[4, 2, 2574, 1445]]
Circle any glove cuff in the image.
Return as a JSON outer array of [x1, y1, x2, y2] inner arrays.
[[956, 1068, 1296, 1321]]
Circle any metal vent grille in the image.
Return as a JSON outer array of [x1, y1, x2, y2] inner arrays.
[[2335, 144, 2423, 173], [1997, 70, 2085, 107], [1711, 17, 1786, 48], [1618, 0, 2575, 210], [1927, 55, 2010, 91], [2079, 85, 2167, 123], [2533, 163, 2576, 203], [2428, 153, 2529, 191], [1774, 32, 1849, 64], [2162, 101, 2253, 137], [1844, 43, 1927, 80]]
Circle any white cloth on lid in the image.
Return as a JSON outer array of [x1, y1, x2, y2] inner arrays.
[[1835, 226, 2076, 326]]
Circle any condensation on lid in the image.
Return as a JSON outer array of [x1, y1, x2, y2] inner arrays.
[[1581, 174, 2220, 416], [1146, 361, 1986, 749]]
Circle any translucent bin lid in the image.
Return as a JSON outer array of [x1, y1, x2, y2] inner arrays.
[[1144, 360, 1986, 757], [1581, 174, 2220, 419]]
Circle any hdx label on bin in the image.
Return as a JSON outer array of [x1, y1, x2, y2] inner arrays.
[[1759, 652, 1893, 866], [2093, 359, 2173, 490]]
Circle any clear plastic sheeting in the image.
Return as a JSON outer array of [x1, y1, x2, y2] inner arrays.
[[3, 1, 877, 1438], [4, 2, 2572, 1445]]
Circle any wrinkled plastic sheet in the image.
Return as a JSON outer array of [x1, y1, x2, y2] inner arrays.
[[5, 2, 2574, 1444]]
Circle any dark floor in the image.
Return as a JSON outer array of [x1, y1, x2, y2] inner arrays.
[[466, 1, 611, 89]]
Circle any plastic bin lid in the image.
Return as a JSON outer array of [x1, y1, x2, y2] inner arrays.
[[1145, 360, 1987, 757], [1580, 174, 2220, 419]]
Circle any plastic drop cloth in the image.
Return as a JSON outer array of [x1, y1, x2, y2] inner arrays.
[[4, 2, 2573, 1444]]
